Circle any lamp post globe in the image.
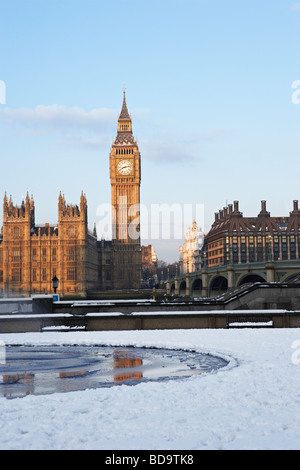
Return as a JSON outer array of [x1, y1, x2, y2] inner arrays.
[[52, 275, 59, 294]]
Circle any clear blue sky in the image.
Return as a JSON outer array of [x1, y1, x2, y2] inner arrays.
[[0, 0, 300, 262]]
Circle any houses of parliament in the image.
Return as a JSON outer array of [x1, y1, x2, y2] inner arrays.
[[3, 91, 298, 300], [0, 92, 142, 297]]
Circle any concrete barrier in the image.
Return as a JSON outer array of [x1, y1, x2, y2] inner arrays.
[[1, 283, 300, 333], [1, 309, 300, 333]]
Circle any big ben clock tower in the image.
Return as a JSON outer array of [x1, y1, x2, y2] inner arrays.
[[109, 90, 142, 289]]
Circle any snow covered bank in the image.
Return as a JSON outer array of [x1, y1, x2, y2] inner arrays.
[[0, 328, 300, 450]]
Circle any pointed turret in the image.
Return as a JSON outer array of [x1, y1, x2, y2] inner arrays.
[[115, 89, 134, 144], [119, 89, 131, 120], [25, 192, 30, 208], [80, 190, 87, 221]]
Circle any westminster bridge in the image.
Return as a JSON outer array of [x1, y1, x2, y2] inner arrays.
[[166, 259, 300, 298]]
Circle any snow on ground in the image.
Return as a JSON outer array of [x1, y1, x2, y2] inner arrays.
[[0, 327, 300, 450]]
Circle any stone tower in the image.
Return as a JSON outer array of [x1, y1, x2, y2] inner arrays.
[[109, 90, 142, 289], [57, 191, 92, 296], [2, 193, 34, 296]]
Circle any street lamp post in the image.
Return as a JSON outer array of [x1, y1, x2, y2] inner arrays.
[[52, 275, 59, 294]]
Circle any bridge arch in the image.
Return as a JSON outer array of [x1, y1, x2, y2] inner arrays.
[[237, 273, 266, 287], [281, 272, 300, 283], [179, 280, 187, 296], [169, 282, 176, 296], [209, 275, 228, 297], [191, 278, 202, 297]]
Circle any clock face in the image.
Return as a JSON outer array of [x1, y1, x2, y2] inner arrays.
[[117, 159, 133, 175]]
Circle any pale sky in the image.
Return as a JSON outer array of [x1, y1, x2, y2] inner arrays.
[[0, 0, 300, 262]]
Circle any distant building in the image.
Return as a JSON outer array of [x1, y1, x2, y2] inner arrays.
[[142, 245, 158, 268], [179, 220, 204, 274], [141, 245, 158, 288], [204, 200, 300, 267]]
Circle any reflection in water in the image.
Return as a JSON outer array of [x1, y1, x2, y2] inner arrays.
[[113, 350, 143, 383], [1, 373, 35, 398], [0, 345, 228, 399], [114, 372, 142, 382], [2, 373, 34, 383], [59, 370, 87, 378]]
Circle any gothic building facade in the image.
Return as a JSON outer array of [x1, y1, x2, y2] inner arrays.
[[179, 220, 204, 274], [0, 192, 98, 297], [109, 90, 142, 289], [0, 92, 142, 298]]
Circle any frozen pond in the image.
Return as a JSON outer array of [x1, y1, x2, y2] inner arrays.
[[0, 345, 228, 399]]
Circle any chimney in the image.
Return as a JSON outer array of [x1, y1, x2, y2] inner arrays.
[[259, 200, 270, 217], [234, 201, 239, 213], [293, 200, 299, 212]]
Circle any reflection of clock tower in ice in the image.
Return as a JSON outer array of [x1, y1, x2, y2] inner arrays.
[[109, 90, 142, 289]]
